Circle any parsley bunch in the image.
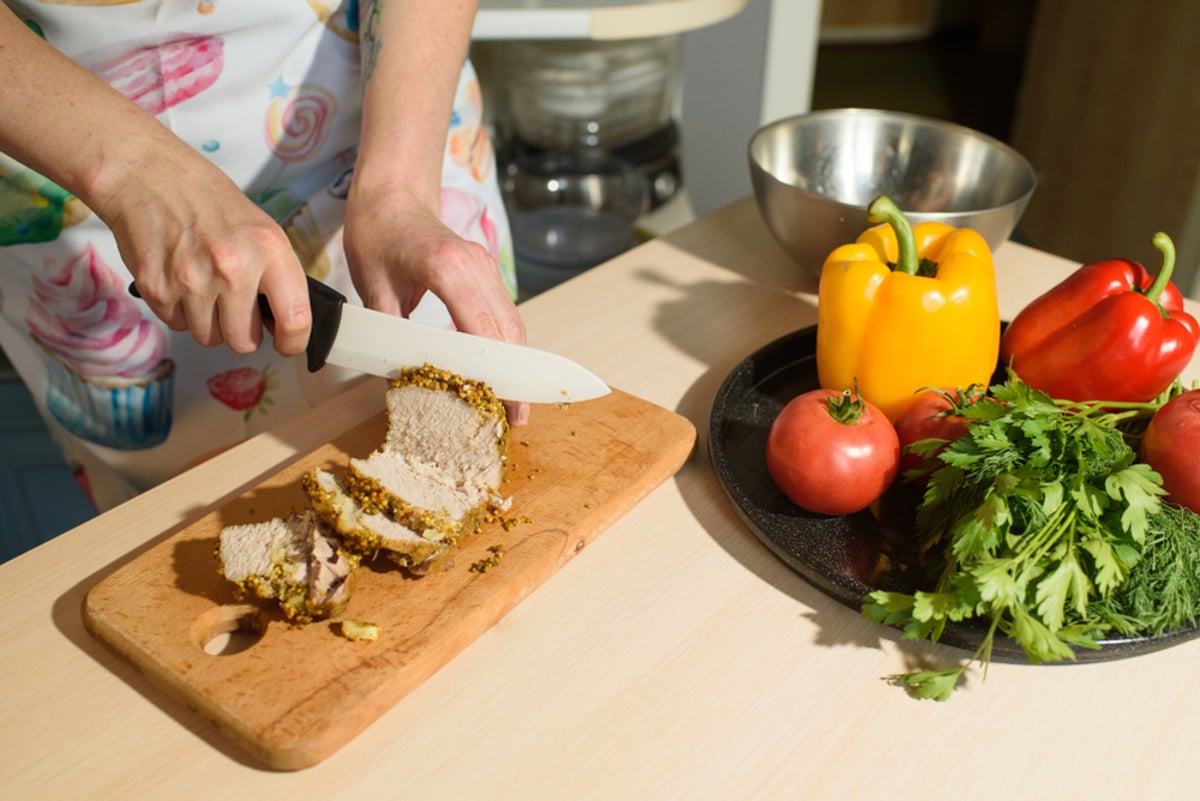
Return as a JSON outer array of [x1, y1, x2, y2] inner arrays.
[[863, 377, 1173, 700]]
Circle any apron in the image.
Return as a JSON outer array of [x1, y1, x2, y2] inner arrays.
[[0, 0, 516, 510]]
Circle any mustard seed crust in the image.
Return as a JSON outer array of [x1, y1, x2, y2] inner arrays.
[[392, 364, 510, 466], [219, 364, 513, 627], [217, 512, 357, 624], [342, 463, 461, 542], [341, 363, 512, 550], [301, 468, 445, 567]]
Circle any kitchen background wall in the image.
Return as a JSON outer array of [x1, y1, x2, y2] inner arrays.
[[679, 0, 1024, 219], [678, 0, 819, 220], [1008, 1, 1200, 295], [680, 0, 1200, 295]]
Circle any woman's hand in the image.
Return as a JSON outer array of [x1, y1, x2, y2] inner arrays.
[[0, 5, 311, 358], [348, 0, 528, 424], [104, 150, 312, 358], [344, 182, 529, 425], [344, 182, 523, 342]]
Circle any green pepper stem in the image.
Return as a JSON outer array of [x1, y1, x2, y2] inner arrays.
[[867, 194, 919, 275], [1143, 231, 1176, 310]]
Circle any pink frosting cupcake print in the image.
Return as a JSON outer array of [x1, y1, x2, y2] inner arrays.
[[26, 244, 175, 449], [91, 34, 224, 116]]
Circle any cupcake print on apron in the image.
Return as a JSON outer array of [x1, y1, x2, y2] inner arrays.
[[25, 244, 174, 450]]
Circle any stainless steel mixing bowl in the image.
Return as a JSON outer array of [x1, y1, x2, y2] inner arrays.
[[748, 108, 1037, 277]]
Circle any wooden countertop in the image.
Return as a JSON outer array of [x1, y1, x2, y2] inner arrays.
[[5, 196, 1199, 798]]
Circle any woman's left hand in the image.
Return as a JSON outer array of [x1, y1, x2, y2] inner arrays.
[[343, 183, 529, 426]]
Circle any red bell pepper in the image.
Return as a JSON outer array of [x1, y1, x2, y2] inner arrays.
[[1000, 232, 1200, 402]]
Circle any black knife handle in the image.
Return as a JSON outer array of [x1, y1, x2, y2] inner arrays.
[[127, 274, 345, 373], [297, 274, 346, 373]]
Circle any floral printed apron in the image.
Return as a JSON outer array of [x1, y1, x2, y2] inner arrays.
[[0, 0, 515, 510]]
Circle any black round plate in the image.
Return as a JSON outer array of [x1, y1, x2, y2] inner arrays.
[[707, 325, 1200, 663]]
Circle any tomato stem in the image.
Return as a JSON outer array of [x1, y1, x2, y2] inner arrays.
[[826, 385, 866, 425]]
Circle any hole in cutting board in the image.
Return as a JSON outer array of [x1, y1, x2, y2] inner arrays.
[[192, 604, 267, 656]]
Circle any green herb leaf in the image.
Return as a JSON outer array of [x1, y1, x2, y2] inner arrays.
[[912, 590, 960, 623], [1007, 606, 1077, 664], [1106, 464, 1165, 541], [1079, 533, 1130, 596], [1033, 549, 1090, 630], [888, 667, 965, 702], [861, 591, 915, 627], [971, 559, 1019, 608]]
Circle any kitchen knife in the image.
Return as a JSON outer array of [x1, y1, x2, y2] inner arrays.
[[130, 276, 610, 403]]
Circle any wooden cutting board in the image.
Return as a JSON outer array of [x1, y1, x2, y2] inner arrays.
[[84, 387, 696, 771]]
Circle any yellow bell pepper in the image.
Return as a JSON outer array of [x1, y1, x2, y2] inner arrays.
[[816, 195, 1001, 422]]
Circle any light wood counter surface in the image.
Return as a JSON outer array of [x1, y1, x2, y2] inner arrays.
[[4, 196, 1198, 799]]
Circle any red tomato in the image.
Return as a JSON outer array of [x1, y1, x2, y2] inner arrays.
[[893, 389, 971, 475], [765, 388, 900, 515], [1140, 389, 1200, 514]]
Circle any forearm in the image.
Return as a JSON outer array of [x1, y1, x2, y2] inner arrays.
[[0, 6, 203, 220], [340, 0, 523, 404], [351, 0, 479, 210], [0, 6, 312, 356]]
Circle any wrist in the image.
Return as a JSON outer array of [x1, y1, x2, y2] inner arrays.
[[347, 169, 441, 220], [83, 125, 221, 227]]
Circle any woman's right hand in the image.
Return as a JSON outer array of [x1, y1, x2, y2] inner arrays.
[[103, 149, 313, 358], [0, 5, 311, 359]]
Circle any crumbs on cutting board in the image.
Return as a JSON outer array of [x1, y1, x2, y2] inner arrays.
[[500, 514, 532, 531], [470, 544, 505, 573], [337, 619, 379, 642]]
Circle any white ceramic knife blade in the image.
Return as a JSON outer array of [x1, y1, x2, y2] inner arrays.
[[305, 277, 609, 403], [130, 276, 608, 403]]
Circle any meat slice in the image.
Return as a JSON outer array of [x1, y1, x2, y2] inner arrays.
[[218, 510, 357, 623], [342, 366, 511, 548], [217, 364, 511, 623], [302, 467, 446, 569]]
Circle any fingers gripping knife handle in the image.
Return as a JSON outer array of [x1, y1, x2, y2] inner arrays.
[[127, 275, 346, 373], [293, 275, 346, 373]]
